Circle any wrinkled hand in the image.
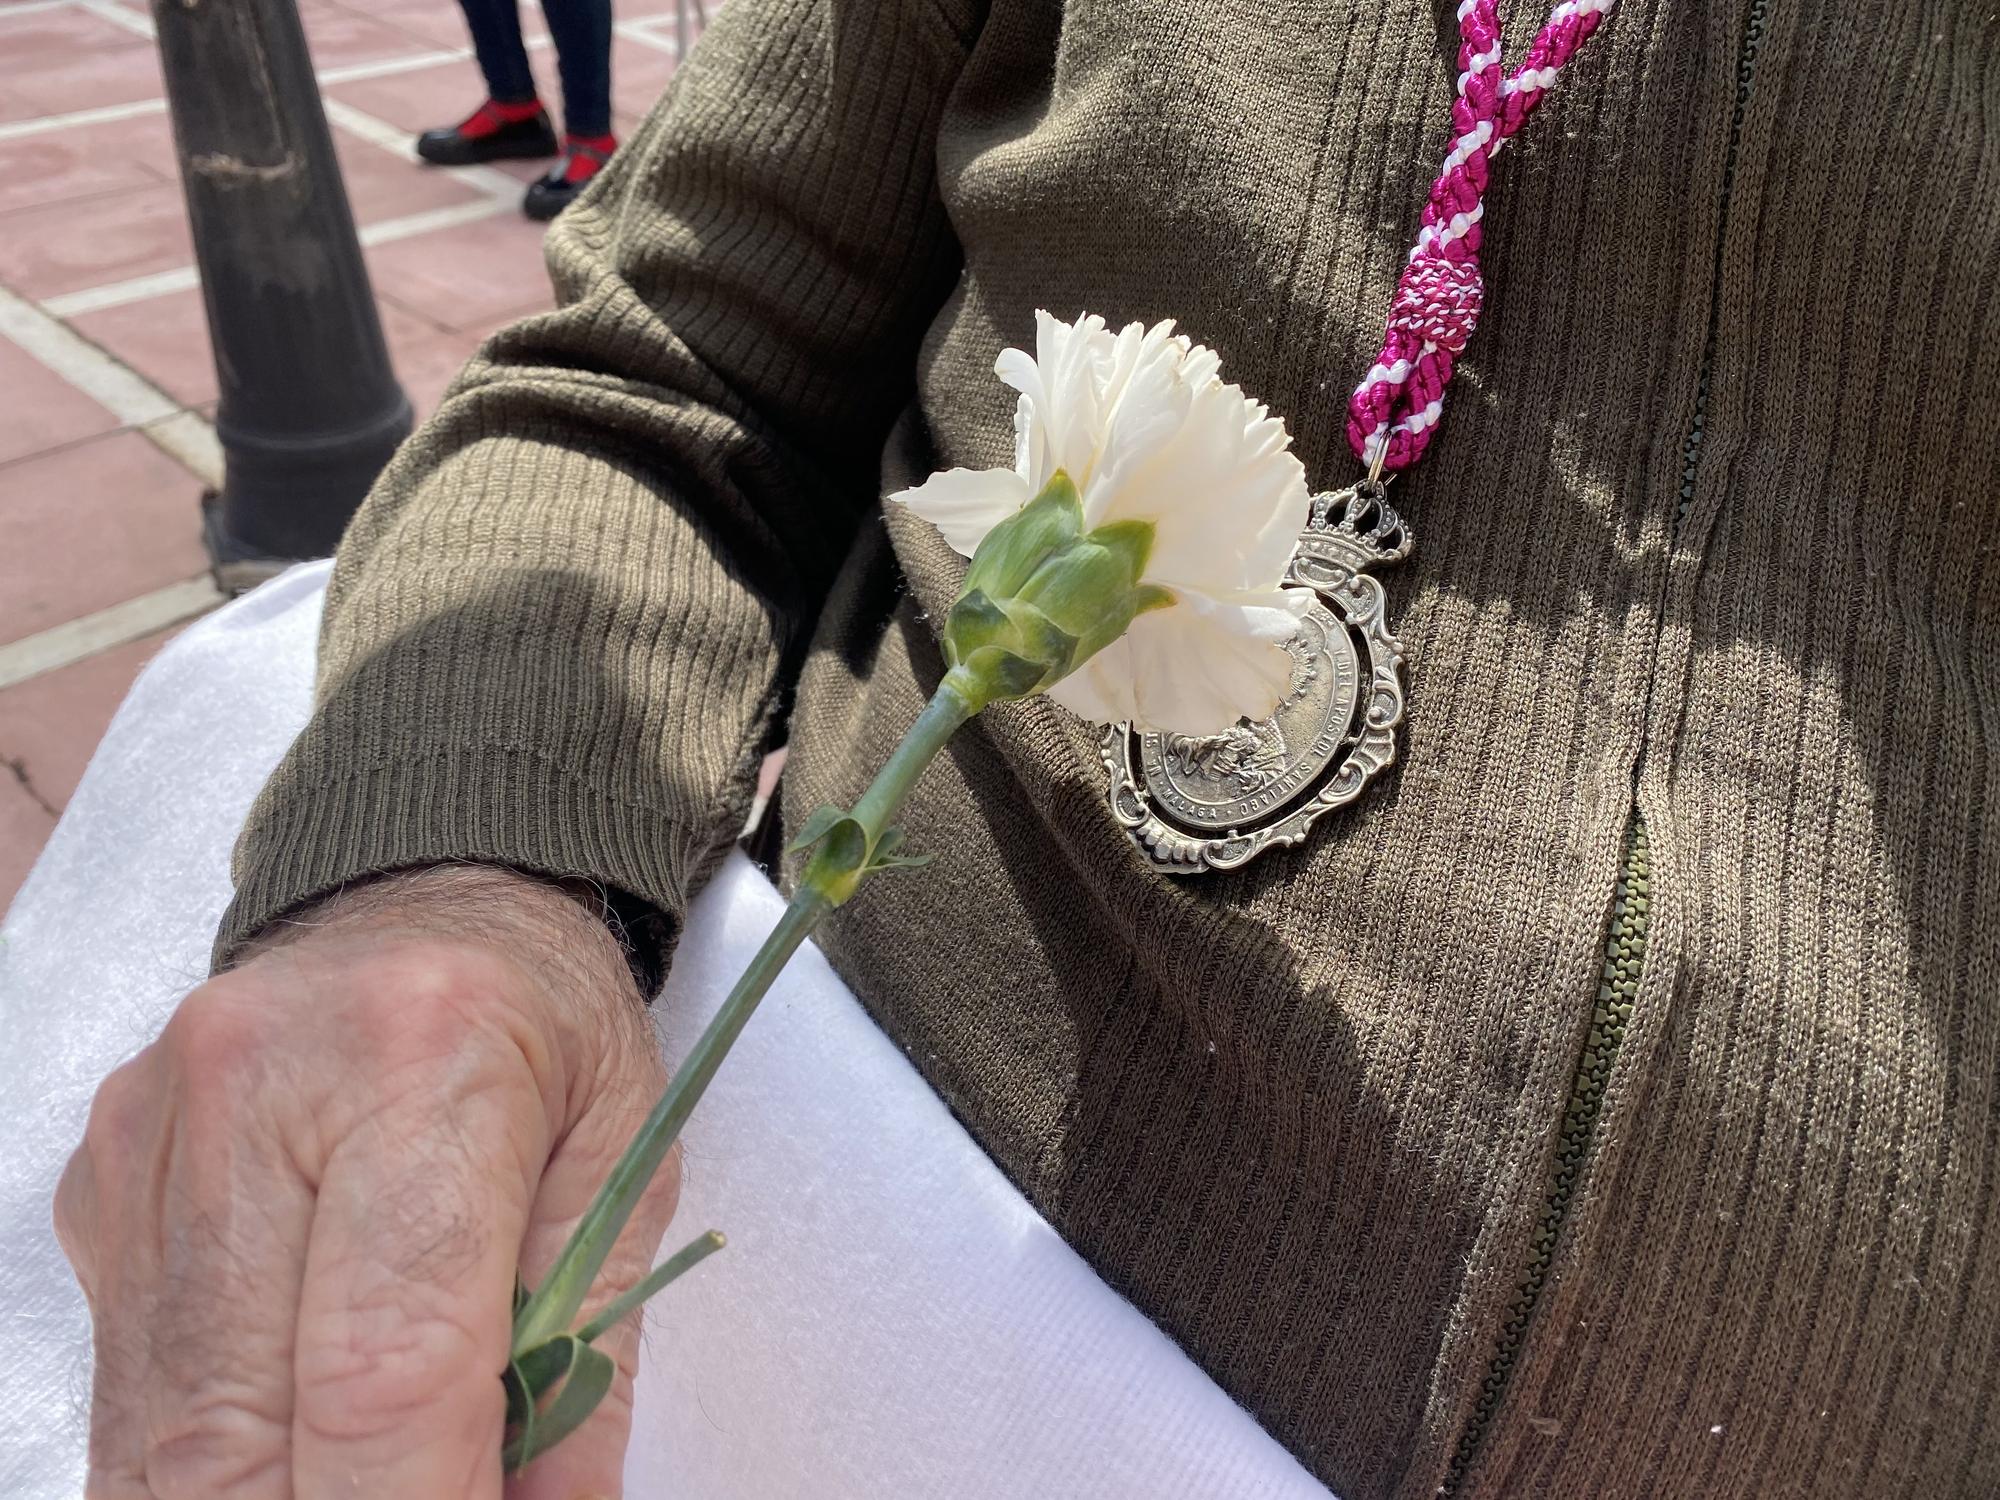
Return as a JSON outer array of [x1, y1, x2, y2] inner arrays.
[[54, 865, 677, 1499]]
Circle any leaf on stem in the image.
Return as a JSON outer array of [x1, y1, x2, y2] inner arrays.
[[785, 803, 851, 855], [578, 1229, 728, 1343], [865, 825, 933, 874], [502, 1334, 616, 1473]]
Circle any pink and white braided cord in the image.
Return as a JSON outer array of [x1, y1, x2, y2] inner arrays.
[[1347, 0, 1615, 473]]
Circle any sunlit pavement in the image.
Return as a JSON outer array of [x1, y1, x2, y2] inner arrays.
[[0, 0, 705, 905]]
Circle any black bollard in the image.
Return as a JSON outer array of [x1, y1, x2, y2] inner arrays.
[[152, 0, 412, 590]]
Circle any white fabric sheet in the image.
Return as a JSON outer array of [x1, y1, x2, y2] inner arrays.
[[0, 562, 1331, 1499]]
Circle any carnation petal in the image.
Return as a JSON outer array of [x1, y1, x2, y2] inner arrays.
[[1096, 372, 1308, 596], [891, 466, 1032, 557], [1119, 586, 1308, 736], [1045, 637, 1142, 726], [1010, 393, 1051, 492]]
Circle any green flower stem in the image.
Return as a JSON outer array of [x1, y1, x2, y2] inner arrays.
[[839, 671, 982, 854], [510, 670, 985, 1359], [511, 889, 825, 1355]]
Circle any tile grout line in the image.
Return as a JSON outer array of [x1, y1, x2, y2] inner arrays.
[[0, 97, 168, 144], [0, 285, 225, 687], [614, 19, 683, 56], [42, 194, 517, 319], [135, 410, 223, 492], [0, 46, 483, 143], [67, 0, 153, 41], [0, 577, 225, 693], [0, 282, 199, 460]]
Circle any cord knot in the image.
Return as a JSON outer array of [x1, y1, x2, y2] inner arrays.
[[1389, 255, 1485, 356]]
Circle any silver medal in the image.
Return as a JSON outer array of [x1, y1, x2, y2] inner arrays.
[[1101, 481, 1411, 873]]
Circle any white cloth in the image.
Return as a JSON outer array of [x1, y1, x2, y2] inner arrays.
[[0, 563, 1331, 1500]]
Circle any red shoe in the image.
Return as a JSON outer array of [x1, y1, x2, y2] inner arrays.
[[415, 99, 559, 166], [523, 134, 617, 220]]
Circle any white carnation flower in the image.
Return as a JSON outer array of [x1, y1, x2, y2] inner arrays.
[[894, 311, 1310, 736]]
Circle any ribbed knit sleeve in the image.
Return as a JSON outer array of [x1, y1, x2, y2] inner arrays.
[[213, 0, 975, 965]]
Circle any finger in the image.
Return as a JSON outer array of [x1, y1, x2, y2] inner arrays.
[[507, 1100, 681, 1500], [145, 1090, 315, 1495], [290, 1058, 544, 1499], [137, 988, 317, 1498], [55, 1110, 156, 1499], [84, 1287, 156, 1499], [52, 1141, 97, 1290], [56, 1147, 153, 1499], [59, 1051, 167, 1498]]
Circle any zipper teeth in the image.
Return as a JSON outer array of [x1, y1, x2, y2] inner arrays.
[[1678, 0, 1767, 530], [1438, 4, 1767, 1489], [1441, 820, 1652, 1491]]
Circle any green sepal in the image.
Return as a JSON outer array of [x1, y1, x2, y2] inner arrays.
[[1081, 517, 1155, 578], [945, 585, 1080, 691], [955, 643, 1060, 700], [1004, 600, 1081, 674], [963, 471, 1082, 600], [942, 590, 1012, 661], [502, 1335, 615, 1472], [1014, 519, 1157, 664], [940, 473, 1168, 704]]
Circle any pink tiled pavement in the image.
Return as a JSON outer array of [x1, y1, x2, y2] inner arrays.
[[294, 5, 437, 71], [0, 7, 152, 87], [73, 285, 484, 416], [369, 212, 559, 334], [0, 336, 121, 468], [0, 0, 705, 911], [0, 112, 177, 219], [0, 433, 210, 647], [331, 127, 490, 223], [0, 181, 197, 301], [9, 14, 166, 117]]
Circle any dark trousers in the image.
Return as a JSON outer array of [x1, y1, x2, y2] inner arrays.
[[459, 0, 613, 139]]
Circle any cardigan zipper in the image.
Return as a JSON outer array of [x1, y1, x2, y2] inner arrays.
[[1439, 822, 1653, 1490], [1437, 3, 1767, 1490]]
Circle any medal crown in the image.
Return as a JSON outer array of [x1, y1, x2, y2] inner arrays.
[[1306, 481, 1413, 571]]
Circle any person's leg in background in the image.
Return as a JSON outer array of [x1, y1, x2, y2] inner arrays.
[[523, 0, 617, 221], [415, 0, 561, 167]]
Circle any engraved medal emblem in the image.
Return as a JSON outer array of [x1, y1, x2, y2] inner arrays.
[[1101, 482, 1410, 873]]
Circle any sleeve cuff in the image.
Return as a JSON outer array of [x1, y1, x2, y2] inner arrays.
[[212, 741, 757, 971]]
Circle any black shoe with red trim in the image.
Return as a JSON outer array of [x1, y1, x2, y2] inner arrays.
[[415, 100, 559, 167], [522, 135, 617, 221]]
